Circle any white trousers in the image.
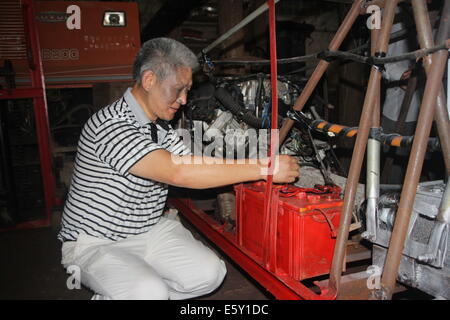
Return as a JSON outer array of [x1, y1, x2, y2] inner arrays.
[[61, 217, 227, 300]]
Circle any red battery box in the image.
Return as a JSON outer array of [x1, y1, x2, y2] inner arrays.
[[235, 182, 343, 280]]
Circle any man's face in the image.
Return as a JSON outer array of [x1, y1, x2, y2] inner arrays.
[[144, 66, 192, 121]]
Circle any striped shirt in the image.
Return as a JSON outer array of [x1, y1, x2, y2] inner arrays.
[[57, 88, 190, 242]]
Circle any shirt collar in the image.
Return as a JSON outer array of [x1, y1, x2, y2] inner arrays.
[[124, 87, 151, 127], [124, 87, 171, 131]]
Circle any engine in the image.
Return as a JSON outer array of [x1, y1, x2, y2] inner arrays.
[[182, 75, 341, 168], [177, 74, 360, 227]]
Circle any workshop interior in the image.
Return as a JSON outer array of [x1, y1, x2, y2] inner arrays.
[[0, 0, 449, 300]]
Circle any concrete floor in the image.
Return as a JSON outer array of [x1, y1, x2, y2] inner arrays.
[[0, 210, 272, 300], [0, 209, 434, 300]]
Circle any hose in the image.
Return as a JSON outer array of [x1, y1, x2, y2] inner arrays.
[[214, 86, 270, 129], [287, 109, 441, 151]]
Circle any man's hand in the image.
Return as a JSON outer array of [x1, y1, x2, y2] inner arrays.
[[269, 155, 301, 183]]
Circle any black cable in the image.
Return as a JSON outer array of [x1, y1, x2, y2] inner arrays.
[[306, 127, 334, 186], [211, 41, 447, 67]]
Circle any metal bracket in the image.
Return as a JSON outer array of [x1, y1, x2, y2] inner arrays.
[[286, 109, 312, 129], [418, 180, 450, 268], [418, 222, 448, 268]]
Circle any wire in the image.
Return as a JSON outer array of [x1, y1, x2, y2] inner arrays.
[[211, 41, 448, 66], [261, 100, 271, 128], [312, 208, 337, 238]]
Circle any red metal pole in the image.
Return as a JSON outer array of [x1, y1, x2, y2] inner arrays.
[[262, 0, 279, 271], [22, 0, 55, 226], [268, 0, 278, 143]]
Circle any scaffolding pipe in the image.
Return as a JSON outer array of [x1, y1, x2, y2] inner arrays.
[[377, 0, 450, 300], [278, 0, 365, 144], [364, 27, 381, 242], [412, 0, 450, 176]]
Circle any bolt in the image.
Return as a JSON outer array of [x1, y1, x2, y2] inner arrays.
[[398, 273, 409, 282], [371, 289, 388, 300], [417, 254, 432, 263], [361, 231, 374, 241]]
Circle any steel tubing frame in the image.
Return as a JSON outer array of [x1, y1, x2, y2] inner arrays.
[[173, 0, 449, 299], [364, 27, 381, 243], [278, 0, 365, 144], [328, 0, 400, 295], [411, 0, 450, 176], [278, 0, 411, 145], [377, 0, 450, 300]]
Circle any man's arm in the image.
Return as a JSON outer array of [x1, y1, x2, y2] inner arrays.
[[129, 149, 299, 189]]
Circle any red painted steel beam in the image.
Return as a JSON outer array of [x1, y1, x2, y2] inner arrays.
[[0, 88, 44, 100], [262, 0, 279, 271], [170, 198, 332, 300], [22, 0, 56, 225], [46, 84, 93, 89]]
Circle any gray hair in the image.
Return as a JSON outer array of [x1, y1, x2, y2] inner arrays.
[[133, 37, 199, 83]]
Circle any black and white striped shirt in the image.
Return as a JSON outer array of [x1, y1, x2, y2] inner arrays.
[[57, 88, 190, 242]]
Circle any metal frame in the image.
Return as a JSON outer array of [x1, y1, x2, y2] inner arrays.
[[169, 198, 331, 300], [172, 0, 449, 300], [172, 0, 333, 300], [378, 0, 450, 300], [0, 0, 55, 230]]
